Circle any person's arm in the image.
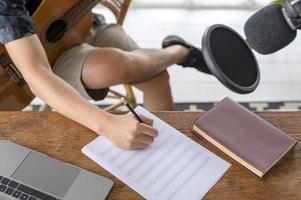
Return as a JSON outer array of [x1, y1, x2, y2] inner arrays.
[[5, 34, 106, 132], [5, 34, 158, 149]]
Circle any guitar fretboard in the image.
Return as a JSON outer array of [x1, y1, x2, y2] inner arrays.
[[63, 0, 100, 28]]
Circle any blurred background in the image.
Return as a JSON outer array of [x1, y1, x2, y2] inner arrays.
[[30, 0, 301, 111]]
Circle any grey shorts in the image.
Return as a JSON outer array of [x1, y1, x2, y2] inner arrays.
[[53, 24, 139, 100]]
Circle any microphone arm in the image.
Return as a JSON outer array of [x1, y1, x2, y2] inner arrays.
[[293, 0, 301, 29], [282, 0, 301, 30]]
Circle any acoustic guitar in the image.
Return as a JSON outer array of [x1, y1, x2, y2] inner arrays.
[[0, 0, 100, 111]]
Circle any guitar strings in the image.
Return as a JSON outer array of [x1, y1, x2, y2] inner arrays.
[[46, 0, 89, 40], [46, 0, 96, 43], [47, 0, 123, 42], [46, 0, 123, 47]]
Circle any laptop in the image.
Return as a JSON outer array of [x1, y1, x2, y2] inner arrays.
[[0, 140, 113, 200]]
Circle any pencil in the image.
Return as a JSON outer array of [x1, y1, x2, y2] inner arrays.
[[121, 97, 143, 123]]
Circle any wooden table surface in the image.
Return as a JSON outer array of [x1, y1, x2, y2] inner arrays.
[[0, 111, 300, 200]]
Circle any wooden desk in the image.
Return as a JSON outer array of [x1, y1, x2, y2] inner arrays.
[[0, 111, 300, 200]]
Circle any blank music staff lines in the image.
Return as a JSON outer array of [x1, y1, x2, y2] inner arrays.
[[125, 133, 172, 177], [144, 143, 192, 189], [135, 138, 183, 182], [116, 132, 173, 170], [166, 157, 211, 200], [154, 150, 204, 196], [82, 106, 230, 200]]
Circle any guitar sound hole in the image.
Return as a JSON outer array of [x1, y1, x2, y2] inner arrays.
[[46, 19, 68, 43]]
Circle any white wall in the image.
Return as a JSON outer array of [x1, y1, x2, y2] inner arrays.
[[132, 0, 273, 8]]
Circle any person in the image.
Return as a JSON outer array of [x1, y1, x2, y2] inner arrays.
[[1, 0, 206, 150]]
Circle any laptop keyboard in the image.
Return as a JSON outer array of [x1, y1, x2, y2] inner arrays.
[[0, 175, 61, 200]]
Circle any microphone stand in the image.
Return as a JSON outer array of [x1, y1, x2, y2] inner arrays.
[[283, 0, 301, 30]]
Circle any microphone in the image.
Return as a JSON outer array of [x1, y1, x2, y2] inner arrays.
[[244, 1, 301, 54]]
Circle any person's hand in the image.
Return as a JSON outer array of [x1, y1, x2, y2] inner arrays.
[[101, 114, 158, 150]]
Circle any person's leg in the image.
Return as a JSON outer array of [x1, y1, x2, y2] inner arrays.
[[86, 24, 206, 110], [86, 24, 189, 110], [82, 45, 188, 110], [134, 70, 174, 111]]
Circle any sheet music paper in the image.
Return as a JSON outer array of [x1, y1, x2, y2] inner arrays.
[[82, 106, 230, 200]]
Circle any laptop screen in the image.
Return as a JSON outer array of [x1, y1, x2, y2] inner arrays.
[[11, 152, 80, 198]]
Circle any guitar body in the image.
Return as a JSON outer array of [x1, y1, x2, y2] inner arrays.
[[0, 57, 33, 111], [0, 0, 93, 111], [33, 0, 93, 65]]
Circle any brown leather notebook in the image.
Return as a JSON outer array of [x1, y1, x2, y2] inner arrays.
[[193, 97, 297, 178]]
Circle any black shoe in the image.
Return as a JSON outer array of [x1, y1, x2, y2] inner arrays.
[[162, 35, 211, 74]]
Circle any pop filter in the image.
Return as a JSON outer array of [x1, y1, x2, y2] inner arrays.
[[202, 24, 260, 94]]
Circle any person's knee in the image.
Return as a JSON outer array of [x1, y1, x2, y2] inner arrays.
[[152, 70, 170, 89], [82, 47, 139, 87], [136, 70, 171, 92], [158, 70, 170, 83], [156, 70, 171, 92]]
